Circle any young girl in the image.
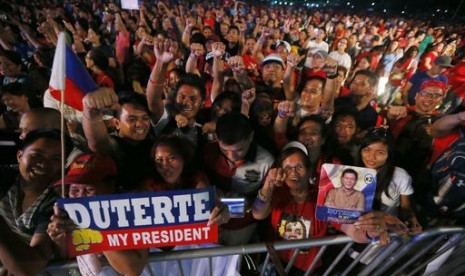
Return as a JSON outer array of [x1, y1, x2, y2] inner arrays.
[[359, 129, 422, 234]]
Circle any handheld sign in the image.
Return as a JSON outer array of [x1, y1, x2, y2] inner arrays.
[[121, 0, 139, 10], [316, 164, 376, 224], [57, 187, 217, 257]]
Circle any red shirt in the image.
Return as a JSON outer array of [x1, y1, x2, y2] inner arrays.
[[269, 187, 328, 271]]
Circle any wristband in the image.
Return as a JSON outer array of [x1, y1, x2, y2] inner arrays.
[[278, 110, 287, 118], [365, 231, 381, 244], [258, 37, 265, 44], [258, 189, 272, 201], [149, 78, 164, 86]]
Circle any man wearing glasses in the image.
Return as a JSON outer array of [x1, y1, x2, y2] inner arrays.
[[401, 55, 451, 106], [386, 80, 454, 199]]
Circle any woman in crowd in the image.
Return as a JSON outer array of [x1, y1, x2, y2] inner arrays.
[[85, 48, 116, 88], [324, 106, 361, 165], [0, 82, 41, 129], [358, 129, 422, 233], [147, 135, 210, 191], [383, 46, 419, 105], [252, 143, 388, 274]]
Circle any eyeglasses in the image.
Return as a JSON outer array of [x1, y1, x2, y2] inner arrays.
[[417, 90, 443, 99], [283, 164, 305, 173]]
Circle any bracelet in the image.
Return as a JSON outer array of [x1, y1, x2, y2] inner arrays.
[[258, 189, 272, 201], [149, 78, 164, 86], [258, 37, 264, 44], [365, 231, 381, 244], [278, 110, 287, 119]]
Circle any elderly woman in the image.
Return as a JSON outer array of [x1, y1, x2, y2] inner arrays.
[[252, 143, 388, 274]]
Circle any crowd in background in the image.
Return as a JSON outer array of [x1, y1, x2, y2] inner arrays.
[[1, 0, 465, 274]]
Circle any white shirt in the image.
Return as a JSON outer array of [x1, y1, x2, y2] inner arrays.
[[380, 167, 414, 215], [305, 40, 329, 54], [329, 51, 352, 69]]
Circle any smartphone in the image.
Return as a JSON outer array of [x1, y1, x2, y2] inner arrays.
[[220, 198, 245, 218]]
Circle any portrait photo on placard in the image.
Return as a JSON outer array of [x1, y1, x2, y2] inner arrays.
[[316, 164, 377, 224]]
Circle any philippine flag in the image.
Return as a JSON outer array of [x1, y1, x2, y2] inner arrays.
[[49, 32, 97, 111]]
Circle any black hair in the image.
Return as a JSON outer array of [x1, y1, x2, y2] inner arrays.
[[115, 92, 150, 119], [252, 93, 273, 117], [0, 50, 23, 66], [1, 82, 42, 108], [353, 69, 378, 88], [359, 128, 396, 206], [216, 112, 253, 145], [151, 134, 196, 186], [337, 66, 348, 78], [190, 32, 206, 45], [22, 128, 73, 158], [126, 58, 151, 86], [1, 82, 28, 97], [397, 46, 419, 65], [297, 76, 326, 95], [296, 115, 328, 140], [175, 73, 206, 101], [228, 25, 240, 33], [341, 168, 358, 181], [212, 91, 242, 116], [88, 48, 109, 71]]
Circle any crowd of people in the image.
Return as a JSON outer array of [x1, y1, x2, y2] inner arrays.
[[0, 0, 465, 274]]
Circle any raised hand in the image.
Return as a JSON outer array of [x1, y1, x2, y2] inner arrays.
[[277, 100, 295, 119], [228, 55, 246, 72], [211, 42, 226, 57], [287, 52, 301, 68], [190, 43, 205, 57], [83, 87, 120, 111], [241, 88, 256, 106], [154, 39, 178, 64]]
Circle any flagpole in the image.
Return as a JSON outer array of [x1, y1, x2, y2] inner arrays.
[[60, 90, 65, 199]]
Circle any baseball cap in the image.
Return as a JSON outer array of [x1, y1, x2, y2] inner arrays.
[[55, 154, 117, 186], [419, 80, 447, 94], [314, 50, 328, 59], [261, 53, 284, 67], [275, 40, 291, 53], [434, 55, 453, 68]]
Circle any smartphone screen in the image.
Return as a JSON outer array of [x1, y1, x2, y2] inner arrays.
[[220, 198, 245, 218]]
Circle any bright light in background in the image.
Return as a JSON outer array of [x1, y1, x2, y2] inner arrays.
[[377, 76, 389, 97], [371, 2, 375, 6], [347, 2, 350, 5]]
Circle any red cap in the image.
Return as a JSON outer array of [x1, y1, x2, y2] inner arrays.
[[420, 80, 447, 94], [55, 154, 117, 186]]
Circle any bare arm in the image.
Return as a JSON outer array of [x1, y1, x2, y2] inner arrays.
[[146, 40, 179, 122], [283, 53, 299, 100], [252, 28, 270, 64], [0, 216, 53, 275], [432, 111, 465, 137], [252, 168, 286, 220], [82, 87, 120, 154], [104, 249, 149, 276], [211, 42, 226, 102], [185, 43, 204, 76], [273, 101, 295, 134], [401, 81, 413, 106]]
